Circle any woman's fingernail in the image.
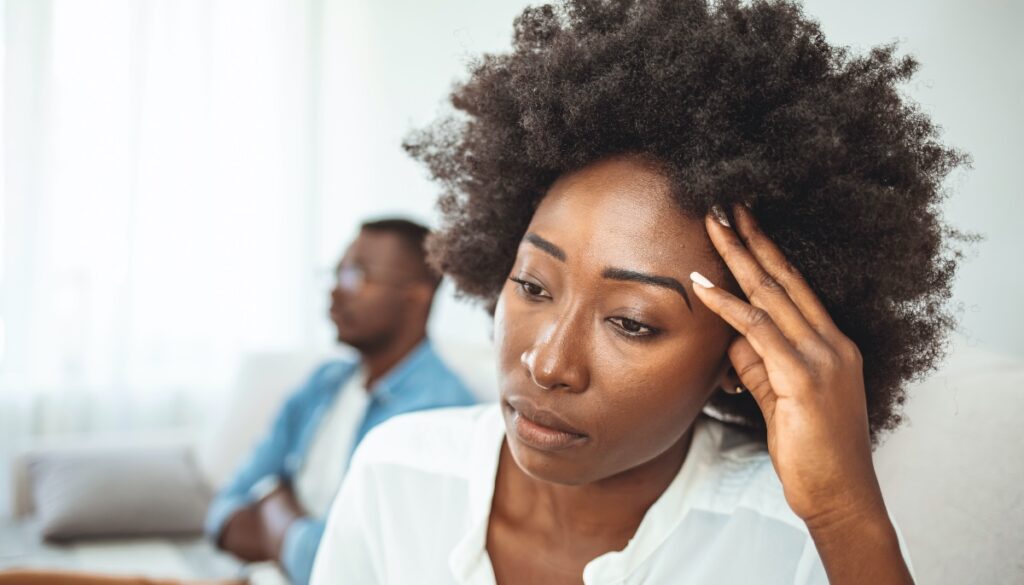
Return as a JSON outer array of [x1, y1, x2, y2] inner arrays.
[[710, 205, 730, 227], [690, 271, 715, 288]]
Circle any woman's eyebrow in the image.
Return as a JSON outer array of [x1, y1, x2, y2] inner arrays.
[[524, 232, 566, 261], [601, 267, 693, 311]]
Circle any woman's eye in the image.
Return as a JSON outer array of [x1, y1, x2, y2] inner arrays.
[[509, 277, 549, 299], [608, 316, 658, 338]]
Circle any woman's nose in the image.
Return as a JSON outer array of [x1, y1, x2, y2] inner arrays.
[[520, 315, 590, 392]]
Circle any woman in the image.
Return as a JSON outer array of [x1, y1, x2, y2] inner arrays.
[[310, 0, 966, 583]]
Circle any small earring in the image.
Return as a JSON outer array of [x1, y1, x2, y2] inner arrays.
[[725, 384, 746, 395]]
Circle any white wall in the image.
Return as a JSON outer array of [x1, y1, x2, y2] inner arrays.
[[801, 0, 1024, 358], [310, 0, 1023, 359], [310, 0, 535, 350]]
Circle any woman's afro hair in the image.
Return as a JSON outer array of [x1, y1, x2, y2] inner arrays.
[[404, 0, 970, 441]]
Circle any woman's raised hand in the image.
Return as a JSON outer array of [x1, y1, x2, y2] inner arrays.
[[691, 205, 915, 584], [690, 204, 882, 530]]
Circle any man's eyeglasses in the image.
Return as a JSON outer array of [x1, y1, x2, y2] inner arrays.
[[333, 264, 413, 293]]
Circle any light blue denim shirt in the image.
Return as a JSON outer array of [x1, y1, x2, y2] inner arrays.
[[205, 339, 477, 585]]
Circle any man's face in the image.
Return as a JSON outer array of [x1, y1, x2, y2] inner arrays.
[[329, 230, 427, 352]]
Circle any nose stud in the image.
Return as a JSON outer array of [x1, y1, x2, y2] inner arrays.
[[530, 373, 553, 390], [521, 351, 553, 390]]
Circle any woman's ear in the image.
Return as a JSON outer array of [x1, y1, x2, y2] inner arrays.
[[716, 365, 743, 395]]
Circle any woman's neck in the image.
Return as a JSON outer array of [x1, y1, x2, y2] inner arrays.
[[493, 427, 694, 547]]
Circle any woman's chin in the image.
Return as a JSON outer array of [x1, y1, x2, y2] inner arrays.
[[506, 437, 598, 486]]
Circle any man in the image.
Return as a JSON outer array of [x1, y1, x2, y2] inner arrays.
[[0, 220, 470, 585], [205, 218, 476, 584]]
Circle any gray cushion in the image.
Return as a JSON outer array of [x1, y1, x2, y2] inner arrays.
[[26, 446, 212, 541]]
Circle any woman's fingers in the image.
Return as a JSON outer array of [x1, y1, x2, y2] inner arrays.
[[726, 336, 776, 416], [730, 204, 840, 338], [690, 272, 806, 379], [704, 212, 823, 348]]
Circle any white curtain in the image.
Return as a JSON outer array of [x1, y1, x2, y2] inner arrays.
[[0, 0, 329, 511]]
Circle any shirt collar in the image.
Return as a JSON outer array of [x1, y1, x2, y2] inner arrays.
[[582, 419, 713, 582], [446, 407, 717, 584], [364, 338, 435, 403]]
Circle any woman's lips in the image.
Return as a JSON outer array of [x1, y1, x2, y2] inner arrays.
[[505, 396, 588, 452]]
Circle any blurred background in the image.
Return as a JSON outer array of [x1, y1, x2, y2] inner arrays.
[[0, 0, 1021, 582]]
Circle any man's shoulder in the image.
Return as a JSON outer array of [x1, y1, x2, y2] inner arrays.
[[311, 356, 360, 380], [294, 357, 358, 395], [400, 344, 478, 405], [353, 403, 499, 476], [276, 358, 360, 422]]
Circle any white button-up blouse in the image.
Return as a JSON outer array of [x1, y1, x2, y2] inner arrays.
[[310, 404, 911, 584]]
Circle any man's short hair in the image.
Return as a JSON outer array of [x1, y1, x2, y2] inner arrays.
[[360, 218, 441, 288]]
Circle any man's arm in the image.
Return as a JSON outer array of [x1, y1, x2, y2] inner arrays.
[[206, 365, 331, 558], [218, 503, 269, 563], [217, 481, 321, 584], [217, 482, 310, 564], [256, 483, 325, 585], [258, 482, 304, 563]]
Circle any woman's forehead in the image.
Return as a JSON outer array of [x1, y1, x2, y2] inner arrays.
[[527, 158, 714, 271]]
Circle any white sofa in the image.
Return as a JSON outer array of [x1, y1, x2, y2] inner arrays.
[[3, 336, 1022, 584], [1, 340, 497, 580], [873, 337, 1024, 585], [0, 351, 326, 580]]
